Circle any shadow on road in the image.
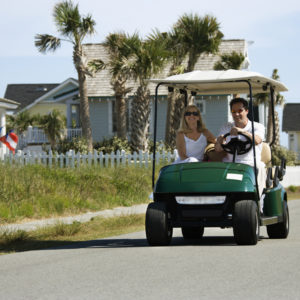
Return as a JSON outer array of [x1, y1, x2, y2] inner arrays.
[[45, 235, 237, 251]]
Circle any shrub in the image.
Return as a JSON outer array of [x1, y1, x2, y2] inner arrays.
[[288, 185, 297, 193], [94, 136, 131, 154], [271, 145, 297, 166], [148, 140, 175, 153], [57, 137, 89, 154]]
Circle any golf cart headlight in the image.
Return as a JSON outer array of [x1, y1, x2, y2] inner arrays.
[[175, 196, 226, 205]]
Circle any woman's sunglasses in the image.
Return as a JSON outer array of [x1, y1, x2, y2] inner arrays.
[[185, 111, 199, 116]]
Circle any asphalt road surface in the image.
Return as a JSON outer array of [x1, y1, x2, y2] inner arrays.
[[1, 199, 300, 300]]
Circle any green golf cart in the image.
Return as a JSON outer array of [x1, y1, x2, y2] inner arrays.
[[146, 70, 289, 246]]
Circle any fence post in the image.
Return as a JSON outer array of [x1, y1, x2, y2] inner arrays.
[[116, 150, 120, 167], [76, 152, 80, 168], [60, 153, 64, 168], [110, 151, 115, 167], [99, 151, 103, 167], [49, 150, 52, 168], [121, 150, 126, 166], [93, 150, 98, 167], [133, 152, 138, 167], [156, 152, 160, 165], [88, 152, 92, 167]]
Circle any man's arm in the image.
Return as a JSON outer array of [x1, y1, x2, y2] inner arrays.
[[229, 126, 262, 145]]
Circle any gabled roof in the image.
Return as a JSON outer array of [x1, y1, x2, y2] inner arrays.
[[4, 78, 78, 113], [282, 103, 300, 132], [83, 39, 249, 97], [4, 84, 59, 111]]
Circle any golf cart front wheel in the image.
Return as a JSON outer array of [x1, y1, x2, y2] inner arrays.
[[233, 200, 259, 245], [145, 202, 173, 246], [181, 226, 204, 240], [267, 201, 289, 239]]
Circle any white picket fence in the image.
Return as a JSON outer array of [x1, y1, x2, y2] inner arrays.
[[3, 150, 178, 168]]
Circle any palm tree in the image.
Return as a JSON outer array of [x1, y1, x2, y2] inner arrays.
[[214, 51, 246, 98], [39, 110, 66, 150], [126, 35, 169, 151], [254, 69, 285, 145], [214, 51, 245, 70], [7, 111, 39, 134], [175, 13, 223, 73], [149, 29, 187, 148], [35, 1, 97, 152], [103, 33, 140, 139], [165, 14, 223, 146]]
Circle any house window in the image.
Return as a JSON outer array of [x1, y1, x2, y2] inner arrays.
[[195, 97, 206, 115]]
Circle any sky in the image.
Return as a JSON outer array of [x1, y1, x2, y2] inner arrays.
[[1, 0, 299, 146]]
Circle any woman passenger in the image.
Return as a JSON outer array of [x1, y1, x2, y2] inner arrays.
[[174, 105, 216, 164]]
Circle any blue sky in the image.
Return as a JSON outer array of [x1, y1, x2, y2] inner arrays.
[[1, 0, 299, 146]]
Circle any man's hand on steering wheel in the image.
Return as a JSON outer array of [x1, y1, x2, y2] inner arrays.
[[221, 131, 253, 155]]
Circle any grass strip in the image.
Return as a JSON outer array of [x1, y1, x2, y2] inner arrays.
[[0, 164, 159, 223], [0, 214, 145, 254]]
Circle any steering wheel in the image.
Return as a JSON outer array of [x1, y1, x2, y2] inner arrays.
[[221, 132, 252, 155]]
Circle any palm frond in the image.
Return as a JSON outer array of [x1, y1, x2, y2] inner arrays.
[[214, 51, 245, 70], [87, 59, 106, 73], [80, 15, 96, 36], [53, 1, 81, 37], [34, 34, 61, 53]]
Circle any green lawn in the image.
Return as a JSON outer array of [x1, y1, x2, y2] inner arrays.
[[0, 164, 156, 223]]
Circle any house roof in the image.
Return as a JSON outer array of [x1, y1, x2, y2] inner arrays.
[[19, 78, 79, 113], [4, 84, 59, 111], [282, 103, 300, 132], [83, 39, 249, 97], [4, 78, 78, 113]]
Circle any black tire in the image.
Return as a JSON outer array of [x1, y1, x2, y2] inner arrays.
[[233, 200, 259, 245], [145, 202, 173, 246], [267, 201, 289, 239], [181, 226, 204, 240]]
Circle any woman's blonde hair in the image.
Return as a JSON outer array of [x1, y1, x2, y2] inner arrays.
[[177, 104, 206, 133]]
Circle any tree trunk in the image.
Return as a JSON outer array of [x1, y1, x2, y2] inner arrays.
[[73, 46, 93, 152], [77, 70, 93, 152], [111, 76, 129, 139], [165, 90, 175, 146], [266, 101, 273, 144], [130, 86, 150, 151], [115, 94, 127, 139], [274, 110, 280, 147], [168, 90, 186, 148]]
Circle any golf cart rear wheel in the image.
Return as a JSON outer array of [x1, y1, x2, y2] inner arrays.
[[181, 226, 204, 240], [233, 200, 259, 245], [145, 202, 173, 246], [267, 201, 289, 239]]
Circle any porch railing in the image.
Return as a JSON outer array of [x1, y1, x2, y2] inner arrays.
[[18, 127, 82, 149]]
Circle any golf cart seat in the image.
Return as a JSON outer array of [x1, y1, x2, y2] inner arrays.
[[204, 143, 225, 162], [261, 142, 272, 167]]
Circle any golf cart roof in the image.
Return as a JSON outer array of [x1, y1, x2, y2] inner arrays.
[[150, 70, 288, 95]]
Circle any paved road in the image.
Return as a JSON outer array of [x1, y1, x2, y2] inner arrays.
[[1, 200, 300, 300]]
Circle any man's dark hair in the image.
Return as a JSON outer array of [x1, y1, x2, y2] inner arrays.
[[230, 97, 249, 110]]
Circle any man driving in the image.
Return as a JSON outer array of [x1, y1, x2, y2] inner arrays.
[[215, 97, 266, 210]]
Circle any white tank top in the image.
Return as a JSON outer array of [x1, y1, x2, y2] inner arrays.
[[184, 134, 207, 161]]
